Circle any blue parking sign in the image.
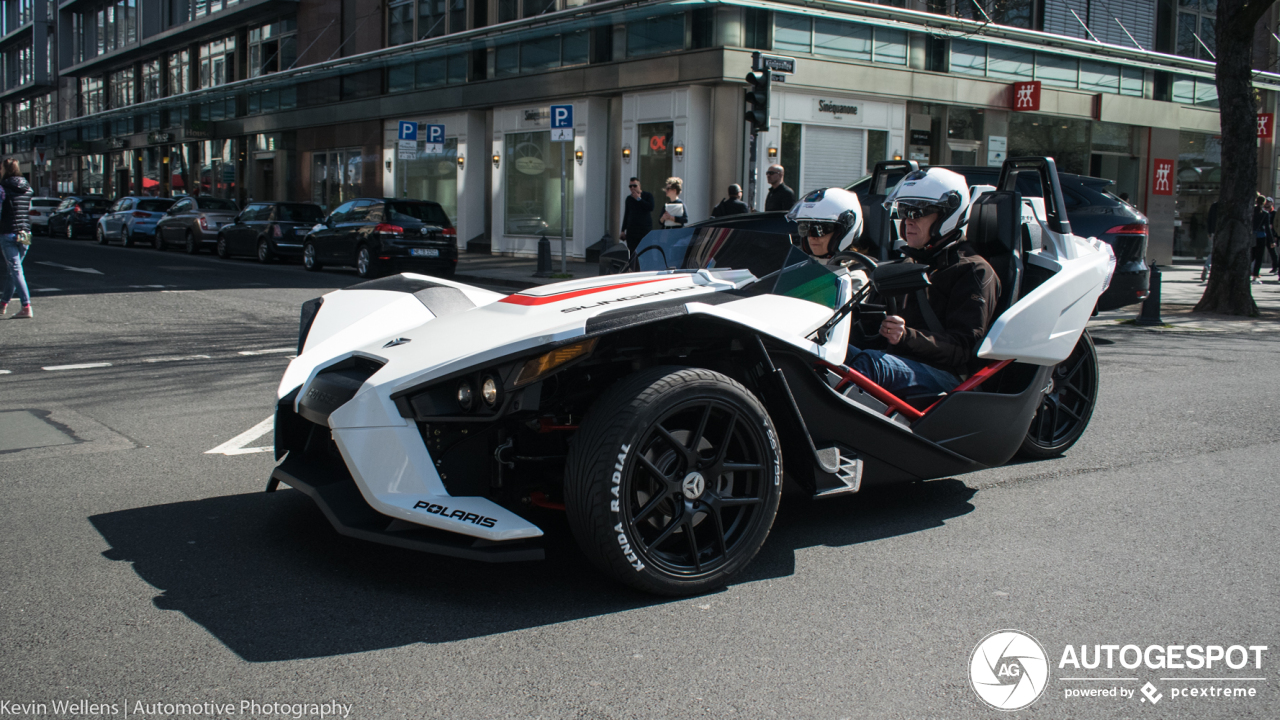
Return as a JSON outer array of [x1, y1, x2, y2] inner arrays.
[[550, 105, 573, 128], [398, 121, 418, 141], [424, 124, 445, 145]]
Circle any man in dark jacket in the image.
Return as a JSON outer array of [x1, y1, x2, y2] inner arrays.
[[849, 168, 999, 395], [764, 165, 796, 212], [620, 177, 654, 252], [711, 184, 749, 218]]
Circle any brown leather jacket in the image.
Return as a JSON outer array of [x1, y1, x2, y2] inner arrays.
[[890, 242, 1000, 376]]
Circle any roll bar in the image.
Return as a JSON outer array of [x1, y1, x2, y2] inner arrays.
[[996, 156, 1072, 236]]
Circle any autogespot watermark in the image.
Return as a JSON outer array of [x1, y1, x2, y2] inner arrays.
[[968, 630, 1269, 711], [0, 700, 354, 718]]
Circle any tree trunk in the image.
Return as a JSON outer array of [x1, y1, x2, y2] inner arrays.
[[1194, 0, 1273, 316]]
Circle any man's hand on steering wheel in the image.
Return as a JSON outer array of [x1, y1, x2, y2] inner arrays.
[[880, 315, 906, 345]]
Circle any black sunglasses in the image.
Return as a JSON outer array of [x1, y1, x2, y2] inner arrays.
[[796, 221, 833, 238], [898, 205, 942, 221], [629, 183, 639, 187]]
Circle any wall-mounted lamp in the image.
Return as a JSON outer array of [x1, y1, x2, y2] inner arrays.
[[622, 144, 631, 162], [674, 144, 684, 161], [456, 155, 465, 170], [574, 148, 584, 165], [767, 145, 778, 159], [492, 153, 501, 169], [385, 160, 392, 172], [892, 150, 903, 161]]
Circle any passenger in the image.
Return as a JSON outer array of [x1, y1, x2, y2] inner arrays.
[[848, 168, 1000, 397], [787, 187, 864, 259]]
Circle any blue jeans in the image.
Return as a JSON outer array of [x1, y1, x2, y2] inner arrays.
[[1, 234, 29, 307], [849, 348, 960, 396]]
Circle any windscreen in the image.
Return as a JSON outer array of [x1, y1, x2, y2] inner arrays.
[[277, 204, 325, 222], [388, 202, 450, 225], [136, 199, 174, 212], [197, 197, 239, 211], [33, 199, 60, 208], [633, 226, 796, 279], [81, 199, 111, 211]]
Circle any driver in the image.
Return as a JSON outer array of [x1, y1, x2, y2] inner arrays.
[[787, 187, 864, 258], [848, 168, 1000, 396]]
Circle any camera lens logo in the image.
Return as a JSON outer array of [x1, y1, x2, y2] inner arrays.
[[969, 630, 1050, 711]]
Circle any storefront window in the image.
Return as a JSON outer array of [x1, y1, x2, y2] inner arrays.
[[81, 154, 105, 194], [504, 131, 573, 236], [402, 137, 458, 223], [1007, 113, 1089, 176], [637, 121, 672, 228], [1175, 131, 1220, 258], [200, 139, 237, 199], [311, 148, 362, 210], [780, 122, 802, 183]]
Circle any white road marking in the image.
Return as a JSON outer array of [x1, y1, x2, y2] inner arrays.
[[43, 362, 113, 371], [241, 283, 270, 286], [237, 348, 295, 356], [31, 287, 62, 292], [0, 370, 11, 375], [34, 261, 103, 275], [161, 290, 195, 293], [205, 416, 274, 455], [141, 355, 212, 363]]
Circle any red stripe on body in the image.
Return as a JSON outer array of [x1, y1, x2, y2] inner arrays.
[[498, 277, 676, 306]]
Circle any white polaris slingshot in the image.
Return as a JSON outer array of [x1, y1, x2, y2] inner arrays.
[[267, 158, 1115, 595]]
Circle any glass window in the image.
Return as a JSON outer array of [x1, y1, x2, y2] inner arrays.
[[873, 28, 907, 65], [774, 15, 811, 55], [522, 35, 560, 72], [1079, 61, 1119, 94], [495, 44, 519, 77], [498, 0, 518, 23], [814, 20, 870, 61], [504, 131, 573, 236], [169, 49, 190, 95], [277, 204, 324, 222], [627, 13, 685, 57], [388, 0, 414, 45], [199, 36, 236, 88], [388, 201, 450, 225], [388, 63, 414, 92], [1172, 75, 1195, 104], [447, 53, 466, 83], [418, 0, 447, 39], [418, 56, 449, 86], [1036, 53, 1078, 89], [1120, 68, 1144, 97], [950, 39, 986, 77], [563, 30, 589, 65], [1194, 78, 1218, 108], [524, 0, 555, 17], [987, 45, 1032, 80]]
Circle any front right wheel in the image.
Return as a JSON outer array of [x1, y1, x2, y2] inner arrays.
[[1017, 331, 1099, 459], [565, 367, 782, 595]]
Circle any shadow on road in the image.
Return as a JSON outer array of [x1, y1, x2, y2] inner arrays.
[[88, 478, 975, 662]]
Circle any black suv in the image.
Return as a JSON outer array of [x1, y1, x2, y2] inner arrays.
[[848, 166, 1150, 312], [216, 201, 326, 263], [302, 198, 457, 278]]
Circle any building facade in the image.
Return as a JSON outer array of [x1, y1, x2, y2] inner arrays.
[[1, 0, 1276, 262]]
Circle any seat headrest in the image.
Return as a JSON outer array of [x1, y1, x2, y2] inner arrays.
[[966, 190, 1021, 257]]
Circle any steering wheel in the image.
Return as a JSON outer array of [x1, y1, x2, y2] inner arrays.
[[827, 249, 878, 272]]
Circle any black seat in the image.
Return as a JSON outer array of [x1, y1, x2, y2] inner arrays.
[[965, 190, 1023, 319]]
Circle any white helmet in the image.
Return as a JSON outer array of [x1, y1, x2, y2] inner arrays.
[[884, 168, 971, 260], [786, 187, 864, 257]]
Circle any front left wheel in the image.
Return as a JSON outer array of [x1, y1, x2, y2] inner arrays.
[[565, 367, 782, 595]]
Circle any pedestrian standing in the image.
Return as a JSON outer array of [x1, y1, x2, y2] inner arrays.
[[1202, 200, 1217, 282], [619, 177, 654, 252], [711, 184, 749, 218], [764, 164, 796, 212], [659, 177, 688, 228], [1268, 197, 1280, 275], [1251, 195, 1268, 284], [0, 158, 33, 319]]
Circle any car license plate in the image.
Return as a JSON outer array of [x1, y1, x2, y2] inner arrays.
[[410, 248, 439, 258]]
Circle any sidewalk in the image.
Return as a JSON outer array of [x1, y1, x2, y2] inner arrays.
[[1090, 264, 1280, 333], [453, 252, 600, 290]]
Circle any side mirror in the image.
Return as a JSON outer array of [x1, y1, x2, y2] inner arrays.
[[870, 263, 931, 295], [598, 241, 631, 275]]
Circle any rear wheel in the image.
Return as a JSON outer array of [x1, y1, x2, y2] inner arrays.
[[257, 238, 274, 264], [355, 245, 379, 279], [216, 235, 230, 259], [122, 227, 136, 248], [303, 242, 323, 271], [66, 221, 75, 239], [1017, 331, 1099, 459], [565, 367, 782, 595], [95, 226, 108, 245], [153, 230, 165, 251], [184, 231, 199, 255]]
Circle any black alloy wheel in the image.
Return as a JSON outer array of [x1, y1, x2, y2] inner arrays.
[[1017, 331, 1099, 459], [257, 238, 273, 264], [184, 230, 199, 255], [355, 245, 379, 279], [303, 242, 323, 271], [216, 235, 230, 259], [566, 367, 782, 595]]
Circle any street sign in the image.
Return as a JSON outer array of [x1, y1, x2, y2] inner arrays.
[[1259, 113, 1275, 140], [551, 127, 574, 142], [1011, 81, 1041, 112], [423, 123, 445, 154], [398, 121, 418, 141], [1152, 159, 1174, 196], [398, 148, 417, 160], [551, 104, 573, 128], [549, 104, 574, 274], [753, 53, 796, 74]]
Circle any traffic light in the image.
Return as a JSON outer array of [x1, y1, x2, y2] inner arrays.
[[744, 71, 770, 133]]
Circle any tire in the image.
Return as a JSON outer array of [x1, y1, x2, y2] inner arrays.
[[303, 242, 323, 271], [216, 235, 230, 259], [355, 245, 379, 279], [184, 231, 199, 255], [153, 230, 166, 251], [565, 366, 783, 595], [123, 227, 136, 248], [66, 222, 75, 239], [96, 226, 108, 245], [257, 238, 274, 264], [1017, 331, 1099, 459]]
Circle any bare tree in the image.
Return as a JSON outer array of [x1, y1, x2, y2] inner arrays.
[[1195, 0, 1275, 315]]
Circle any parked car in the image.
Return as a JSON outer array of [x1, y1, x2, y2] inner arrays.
[[848, 166, 1149, 311], [216, 201, 326, 263], [46, 196, 111, 239], [154, 195, 240, 253], [96, 196, 176, 247], [301, 198, 457, 278], [28, 197, 61, 235]]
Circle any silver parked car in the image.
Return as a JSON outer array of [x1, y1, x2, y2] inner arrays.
[[28, 197, 61, 235], [154, 195, 240, 254]]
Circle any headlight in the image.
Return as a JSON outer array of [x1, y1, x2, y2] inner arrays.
[[481, 377, 499, 406], [456, 381, 474, 411]]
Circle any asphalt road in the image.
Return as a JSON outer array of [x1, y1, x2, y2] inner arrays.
[[1, 238, 1277, 719]]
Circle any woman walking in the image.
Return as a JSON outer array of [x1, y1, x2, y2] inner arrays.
[[0, 157, 34, 318], [658, 177, 688, 228]]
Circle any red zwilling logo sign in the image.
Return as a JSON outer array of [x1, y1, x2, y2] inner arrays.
[[1012, 81, 1041, 112], [1259, 113, 1275, 140], [1152, 159, 1174, 196]]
